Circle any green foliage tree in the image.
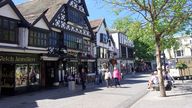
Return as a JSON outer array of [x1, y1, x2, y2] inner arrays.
[[102, 0, 192, 97], [113, 17, 155, 61]]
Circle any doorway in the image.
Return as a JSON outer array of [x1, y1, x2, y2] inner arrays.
[[0, 64, 15, 96]]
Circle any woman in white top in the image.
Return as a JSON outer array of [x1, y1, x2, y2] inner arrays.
[[104, 69, 112, 88]]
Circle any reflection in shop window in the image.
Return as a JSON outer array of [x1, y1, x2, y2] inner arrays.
[[29, 64, 40, 85], [15, 64, 28, 87]]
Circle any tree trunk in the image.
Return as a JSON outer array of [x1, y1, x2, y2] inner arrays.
[[155, 36, 166, 97]]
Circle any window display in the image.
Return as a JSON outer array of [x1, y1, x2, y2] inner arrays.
[[29, 64, 40, 85], [15, 64, 28, 87]]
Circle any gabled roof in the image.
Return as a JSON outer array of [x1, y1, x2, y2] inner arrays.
[[31, 9, 51, 30], [0, 0, 28, 26], [17, 0, 69, 23], [89, 18, 104, 33]]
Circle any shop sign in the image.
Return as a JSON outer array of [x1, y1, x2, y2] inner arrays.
[[0, 55, 38, 62]]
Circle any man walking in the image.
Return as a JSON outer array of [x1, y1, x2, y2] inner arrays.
[[80, 67, 87, 90]]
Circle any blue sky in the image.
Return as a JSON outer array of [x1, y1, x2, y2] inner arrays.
[[13, 0, 127, 28]]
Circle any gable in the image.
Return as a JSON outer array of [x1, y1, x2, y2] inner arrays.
[[98, 23, 108, 34], [68, 0, 89, 15], [34, 18, 49, 30], [51, 5, 92, 37], [0, 4, 20, 20]]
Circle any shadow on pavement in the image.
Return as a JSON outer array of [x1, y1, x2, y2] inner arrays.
[[167, 81, 192, 97], [168, 92, 192, 97], [0, 73, 149, 108]]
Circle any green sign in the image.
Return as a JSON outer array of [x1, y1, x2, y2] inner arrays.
[[0, 55, 38, 62]]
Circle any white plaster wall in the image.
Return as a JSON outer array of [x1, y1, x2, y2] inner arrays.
[[96, 23, 109, 48], [111, 33, 120, 58], [34, 18, 49, 30], [164, 36, 192, 59], [19, 27, 29, 48], [0, 4, 20, 20]]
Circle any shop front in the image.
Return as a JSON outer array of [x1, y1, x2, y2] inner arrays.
[[0, 53, 40, 96]]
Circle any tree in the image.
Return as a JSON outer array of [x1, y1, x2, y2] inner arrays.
[[102, 0, 192, 97], [113, 17, 155, 61], [176, 62, 188, 83]]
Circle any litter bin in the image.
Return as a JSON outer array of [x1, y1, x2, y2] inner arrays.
[[68, 81, 75, 90]]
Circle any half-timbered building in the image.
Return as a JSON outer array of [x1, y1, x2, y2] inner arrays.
[[17, 0, 96, 87], [0, 0, 44, 96], [90, 18, 116, 73]]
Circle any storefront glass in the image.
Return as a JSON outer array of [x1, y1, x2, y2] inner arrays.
[[29, 64, 40, 85], [15, 64, 28, 87]]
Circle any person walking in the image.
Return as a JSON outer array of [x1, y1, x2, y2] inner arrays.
[[80, 67, 87, 90], [113, 66, 121, 87], [104, 69, 112, 88]]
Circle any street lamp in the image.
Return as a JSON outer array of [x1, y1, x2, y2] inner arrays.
[[161, 52, 166, 72]]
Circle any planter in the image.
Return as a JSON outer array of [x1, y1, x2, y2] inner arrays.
[[68, 81, 75, 91]]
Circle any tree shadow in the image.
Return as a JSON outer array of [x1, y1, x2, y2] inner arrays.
[[168, 92, 192, 97], [0, 85, 103, 108], [0, 74, 149, 108], [167, 83, 192, 97]]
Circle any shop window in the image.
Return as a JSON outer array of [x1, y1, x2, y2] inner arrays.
[[29, 64, 40, 85], [15, 64, 28, 87]]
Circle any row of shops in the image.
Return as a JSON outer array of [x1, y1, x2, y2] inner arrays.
[[0, 52, 96, 96], [0, 0, 96, 96]]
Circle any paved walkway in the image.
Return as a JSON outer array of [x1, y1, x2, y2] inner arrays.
[[0, 73, 149, 108], [131, 80, 192, 108]]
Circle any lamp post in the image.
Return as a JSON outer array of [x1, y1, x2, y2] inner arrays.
[[161, 52, 166, 72]]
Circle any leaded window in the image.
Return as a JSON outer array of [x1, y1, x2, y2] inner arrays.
[[0, 17, 18, 44], [49, 31, 60, 47], [83, 39, 91, 52], [64, 32, 83, 50], [121, 45, 127, 58], [68, 7, 86, 27], [29, 28, 48, 47]]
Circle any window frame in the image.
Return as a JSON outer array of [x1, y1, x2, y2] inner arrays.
[[28, 27, 49, 48], [0, 16, 19, 44]]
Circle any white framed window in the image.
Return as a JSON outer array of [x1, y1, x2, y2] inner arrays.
[[176, 50, 184, 57]]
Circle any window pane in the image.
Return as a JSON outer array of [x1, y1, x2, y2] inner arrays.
[[3, 30, 9, 41], [10, 21, 16, 30], [9, 31, 16, 42], [29, 64, 40, 85], [3, 19, 9, 29], [15, 64, 28, 87]]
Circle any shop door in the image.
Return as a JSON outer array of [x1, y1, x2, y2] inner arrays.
[[45, 62, 56, 87], [1, 64, 15, 96], [46, 68, 55, 86]]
